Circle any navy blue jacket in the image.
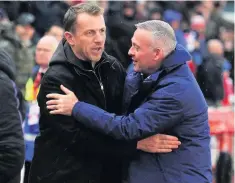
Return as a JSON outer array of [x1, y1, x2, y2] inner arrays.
[[72, 44, 212, 183], [0, 49, 25, 183]]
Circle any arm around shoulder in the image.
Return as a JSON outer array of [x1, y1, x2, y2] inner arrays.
[[39, 74, 138, 157]]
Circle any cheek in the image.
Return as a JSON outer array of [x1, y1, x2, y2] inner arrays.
[[79, 38, 91, 51], [47, 53, 53, 61], [137, 52, 147, 63], [35, 52, 42, 61], [138, 52, 154, 66]]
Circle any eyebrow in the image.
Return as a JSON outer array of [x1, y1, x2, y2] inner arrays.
[[131, 39, 138, 46], [132, 42, 140, 48], [85, 27, 106, 31]]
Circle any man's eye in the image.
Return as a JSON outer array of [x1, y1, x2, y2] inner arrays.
[[87, 31, 94, 36]]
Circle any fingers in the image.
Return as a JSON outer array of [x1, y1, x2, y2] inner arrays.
[[150, 144, 179, 153], [46, 93, 63, 99], [47, 104, 58, 110], [162, 140, 181, 146], [49, 109, 62, 115], [60, 85, 72, 94], [46, 100, 58, 105], [158, 134, 179, 141], [156, 149, 173, 153], [160, 144, 179, 149]]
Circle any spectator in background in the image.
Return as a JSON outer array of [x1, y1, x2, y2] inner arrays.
[[14, 13, 39, 94], [106, 2, 137, 68], [222, 62, 234, 106], [135, 1, 148, 21], [23, 35, 59, 183], [197, 39, 225, 106], [194, 1, 214, 24], [148, 6, 163, 20], [45, 24, 64, 41], [122, 2, 137, 21], [0, 8, 21, 62], [0, 49, 25, 183], [15, 13, 40, 45], [0, 1, 21, 21], [219, 27, 234, 82], [163, 9, 187, 48], [185, 14, 207, 67], [22, 1, 69, 37]]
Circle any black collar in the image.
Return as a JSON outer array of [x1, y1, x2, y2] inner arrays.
[[64, 41, 110, 71]]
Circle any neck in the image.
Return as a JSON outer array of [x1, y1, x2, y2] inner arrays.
[[70, 45, 98, 68], [143, 66, 160, 75], [91, 62, 96, 68], [39, 66, 48, 73], [70, 46, 86, 61]]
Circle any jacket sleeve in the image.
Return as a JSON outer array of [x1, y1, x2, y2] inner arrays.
[[72, 89, 184, 140], [38, 75, 137, 157], [0, 79, 25, 182]]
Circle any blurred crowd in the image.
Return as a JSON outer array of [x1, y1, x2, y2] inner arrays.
[[0, 1, 234, 106], [0, 1, 234, 182]]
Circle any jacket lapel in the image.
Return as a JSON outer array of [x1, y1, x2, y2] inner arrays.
[[122, 72, 142, 114], [127, 70, 164, 113]]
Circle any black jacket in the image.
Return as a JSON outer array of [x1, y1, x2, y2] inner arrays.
[[196, 53, 224, 106], [29, 39, 137, 183], [0, 50, 25, 183]]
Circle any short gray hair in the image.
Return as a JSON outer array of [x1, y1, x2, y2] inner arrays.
[[135, 20, 176, 56]]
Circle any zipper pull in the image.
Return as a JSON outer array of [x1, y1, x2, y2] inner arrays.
[[100, 83, 104, 91]]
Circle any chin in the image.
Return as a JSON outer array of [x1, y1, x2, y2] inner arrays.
[[91, 56, 102, 62], [133, 66, 140, 72]]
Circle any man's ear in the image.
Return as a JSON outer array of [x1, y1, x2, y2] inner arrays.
[[64, 31, 74, 46], [153, 48, 163, 61]]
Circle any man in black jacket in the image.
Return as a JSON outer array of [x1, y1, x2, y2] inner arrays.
[[29, 3, 180, 183], [0, 49, 25, 183], [196, 39, 225, 106]]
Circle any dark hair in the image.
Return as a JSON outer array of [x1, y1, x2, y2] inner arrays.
[[63, 3, 104, 33]]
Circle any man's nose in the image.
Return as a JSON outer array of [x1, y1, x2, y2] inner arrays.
[[128, 46, 134, 56], [94, 32, 104, 43]]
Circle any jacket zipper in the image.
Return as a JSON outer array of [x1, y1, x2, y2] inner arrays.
[[91, 70, 107, 110], [72, 59, 108, 110], [94, 59, 109, 110]]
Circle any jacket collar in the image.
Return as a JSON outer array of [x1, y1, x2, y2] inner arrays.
[[161, 44, 191, 69], [124, 44, 191, 111], [125, 44, 191, 94], [144, 44, 191, 82], [64, 40, 111, 72]]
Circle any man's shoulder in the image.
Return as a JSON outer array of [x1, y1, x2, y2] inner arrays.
[[0, 70, 14, 90], [105, 53, 125, 73], [151, 69, 207, 109], [152, 68, 199, 99], [0, 73, 20, 110], [44, 63, 75, 81]]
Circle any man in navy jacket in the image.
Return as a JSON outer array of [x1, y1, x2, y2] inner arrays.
[[47, 20, 212, 183]]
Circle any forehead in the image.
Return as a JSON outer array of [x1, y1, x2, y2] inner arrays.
[[76, 13, 106, 31], [50, 26, 64, 33], [132, 29, 153, 46], [36, 39, 56, 50]]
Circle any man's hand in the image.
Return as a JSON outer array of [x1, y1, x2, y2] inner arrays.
[[46, 85, 78, 116], [137, 134, 181, 153]]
